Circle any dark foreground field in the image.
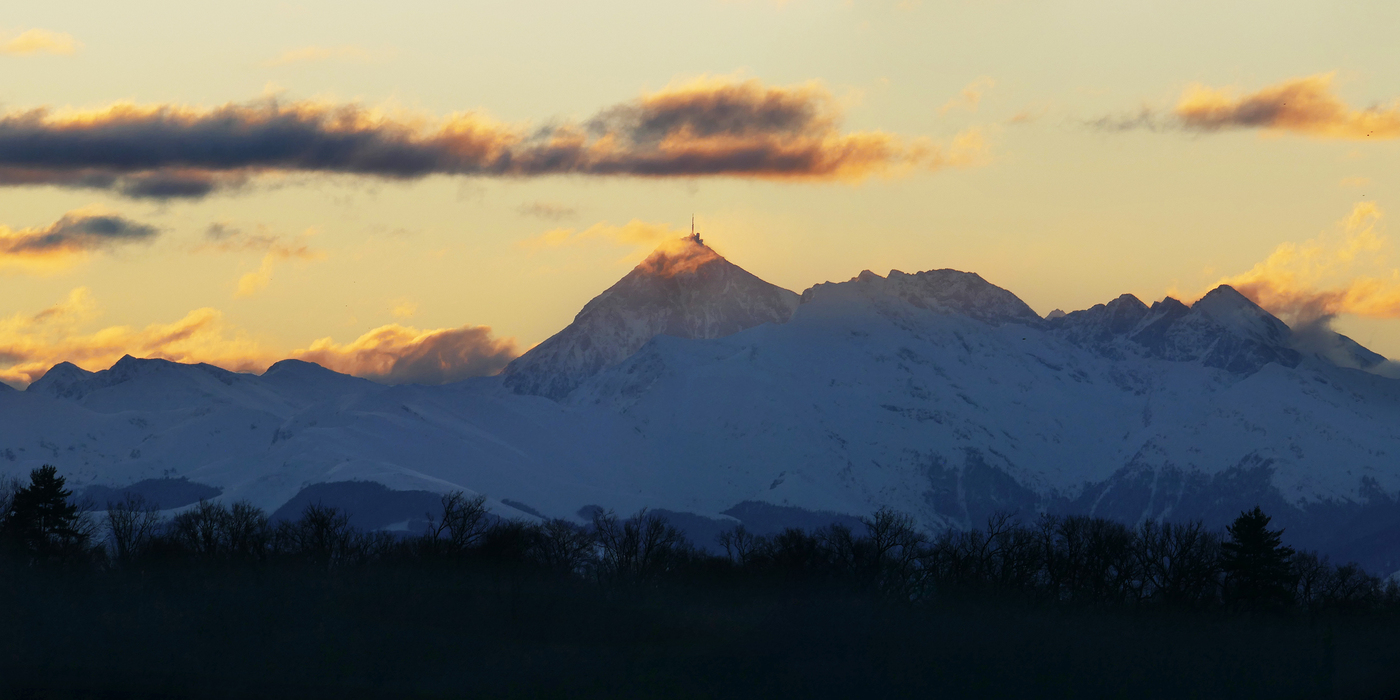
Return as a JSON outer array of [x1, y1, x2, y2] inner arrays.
[[4, 469, 1400, 699], [3, 563, 1400, 700]]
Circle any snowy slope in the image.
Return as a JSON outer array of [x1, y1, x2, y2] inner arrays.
[[3, 258, 1400, 572], [502, 237, 799, 399]]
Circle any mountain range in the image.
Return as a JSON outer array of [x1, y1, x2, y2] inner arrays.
[[4, 236, 1399, 575]]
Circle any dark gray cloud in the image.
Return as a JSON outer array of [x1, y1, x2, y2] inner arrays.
[[0, 211, 158, 258], [0, 79, 956, 199]]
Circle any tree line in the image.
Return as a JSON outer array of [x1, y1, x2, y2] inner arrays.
[[3, 464, 1396, 615]]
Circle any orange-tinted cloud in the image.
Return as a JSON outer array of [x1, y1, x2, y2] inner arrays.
[[1217, 203, 1400, 324], [0, 291, 273, 387], [0, 77, 983, 199], [0, 289, 520, 389], [197, 223, 325, 298], [1175, 74, 1400, 139], [1, 29, 80, 56], [0, 211, 158, 269], [1096, 74, 1400, 140], [939, 77, 994, 115], [291, 324, 518, 385], [518, 220, 684, 252]]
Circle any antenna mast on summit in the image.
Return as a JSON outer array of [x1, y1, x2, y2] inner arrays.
[[690, 215, 702, 245]]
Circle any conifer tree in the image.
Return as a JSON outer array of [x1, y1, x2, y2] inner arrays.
[[1220, 506, 1296, 608], [0, 465, 89, 563]]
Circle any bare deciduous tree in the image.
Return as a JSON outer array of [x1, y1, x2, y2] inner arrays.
[[534, 518, 595, 576], [424, 492, 490, 554], [106, 494, 162, 563], [593, 508, 690, 584]]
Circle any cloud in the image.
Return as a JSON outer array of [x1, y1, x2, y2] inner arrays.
[[261, 45, 389, 67], [235, 256, 278, 297], [517, 201, 577, 220], [199, 223, 324, 297], [0, 77, 984, 199], [1007, 106, 1048, 125], [202, 222, 321, 260], [1, 29, 79, 56], [0, 211, 158, 268], [391, 300, 418, 319], [291, 324, 518, 385], [1095, 74, 1400, 140], [0, 292, 274, 388], [517, 219, 684, 252], [939, 77, 994, 115], [1217, 202, 1400, 325], [1339, 176, 1371, 188], [0, 289, 518, 388]]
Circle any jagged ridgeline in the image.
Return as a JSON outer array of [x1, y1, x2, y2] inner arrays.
[[3, 236, 1400, 574]]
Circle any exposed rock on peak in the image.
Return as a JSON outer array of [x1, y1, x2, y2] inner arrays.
[[1049, 286, 1301, 374], [502, 237, 800, 400]]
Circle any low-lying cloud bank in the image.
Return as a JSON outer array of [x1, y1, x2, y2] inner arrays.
[[0, 77, 982, 199], [291, 324, 518, 385], [1094, 73, 1400, 140], [0, 289, 518, 389]]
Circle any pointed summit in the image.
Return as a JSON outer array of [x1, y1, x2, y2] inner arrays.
[[27, 361, 96, 398], [504, 236, 799, 399]]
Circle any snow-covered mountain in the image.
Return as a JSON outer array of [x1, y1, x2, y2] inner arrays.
[[502, 236, 799, 399], [3, 243, 1400, 574]]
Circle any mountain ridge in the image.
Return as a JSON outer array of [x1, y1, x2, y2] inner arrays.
[[5, 247, 1400, 575]]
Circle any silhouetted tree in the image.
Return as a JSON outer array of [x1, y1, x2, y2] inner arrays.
[[1220, 506, 1296, 608], [533, 518, 596, 576], [275, 503, 359, 568], [422, 491, 490, 555], [105, 493, 162, 563], [0, 465, 92, 564], [1133, 520, 1220, 606], [592, 508, 690, 585], [716, 524, 765, 567], [864, 507, 926, 598]]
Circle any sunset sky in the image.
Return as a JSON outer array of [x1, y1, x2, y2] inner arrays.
[[3, 0, 1399, 387]]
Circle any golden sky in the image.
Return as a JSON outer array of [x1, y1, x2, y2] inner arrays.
[[2, 0, 1399, 387]]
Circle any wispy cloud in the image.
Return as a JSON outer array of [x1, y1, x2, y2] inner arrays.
[[261, 45, 391, 68], [0, 289, 518, 388], [1094, 73, 1400, 140], [1218, 202, 1400, 325], [0, 210, 158, 269], [517, 220, 685, 252], [939, 77, 994, 115], [201, 222, 321, 260], [199, 223, 324, 298], [1, 29, 80, 56], [0, 77, 986, 199], [517, 201, 578, 221]]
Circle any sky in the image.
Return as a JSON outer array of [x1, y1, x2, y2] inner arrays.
[[2, 0, 1400, 387]]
